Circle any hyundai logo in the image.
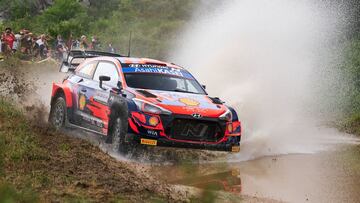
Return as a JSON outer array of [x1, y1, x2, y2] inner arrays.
[[192, 113, 203, 119]]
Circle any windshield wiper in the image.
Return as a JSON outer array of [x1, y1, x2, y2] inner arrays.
[[172, 89, 198, 94]]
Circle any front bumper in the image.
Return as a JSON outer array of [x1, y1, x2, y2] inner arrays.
[[127, 112, 241, 152], [126, 133, 241, 152]]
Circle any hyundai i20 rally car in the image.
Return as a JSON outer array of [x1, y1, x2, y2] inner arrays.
[[49, 51, 241, 152]]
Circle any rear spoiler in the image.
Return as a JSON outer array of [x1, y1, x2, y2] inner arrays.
[[59, 50, 124, 73]]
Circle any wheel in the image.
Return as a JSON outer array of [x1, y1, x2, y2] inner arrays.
[[110, 116, 128, 153], [49, 96, 67, 130]]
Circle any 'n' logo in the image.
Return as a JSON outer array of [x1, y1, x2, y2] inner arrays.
[[181, 123, 208, 137]]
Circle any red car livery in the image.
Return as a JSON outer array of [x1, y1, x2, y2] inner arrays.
[[49, 51, 241, 152]]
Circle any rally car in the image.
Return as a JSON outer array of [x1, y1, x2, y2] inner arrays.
[[49, 51, 241, 152]]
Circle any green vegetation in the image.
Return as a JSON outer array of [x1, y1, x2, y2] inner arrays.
[[0, 98, 42, 202], [0, 183, 39, 203], [0, 0, 199, 59], [340, 37, 360, 135], [0, 94, 177, 202]]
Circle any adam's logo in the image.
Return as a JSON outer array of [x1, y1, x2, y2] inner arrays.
[[181, 123, 208, 137]]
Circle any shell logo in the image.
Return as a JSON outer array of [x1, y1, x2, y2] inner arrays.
[[79, 95, 86, 110], [179, 98, 200, 106]]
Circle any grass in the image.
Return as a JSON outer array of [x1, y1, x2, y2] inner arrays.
[[0, 99, 44, 202], [341, 113, 360, 136], [0, 183, 39, 203], [0, 98, 181, 202]]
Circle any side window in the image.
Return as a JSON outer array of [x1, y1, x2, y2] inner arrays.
[[93, 61, 119, 87], [76, 61, 97, 78]]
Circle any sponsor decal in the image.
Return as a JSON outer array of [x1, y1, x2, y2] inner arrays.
[[192, 113, 203, 119], [122, 64, 194, 79], [78, 111, 104, 128], [179, 98, 200, 106], [231, 146, 241, 152], [147, 130, 158, 136], [140, 138, 157, 146], [94, 92, 109, 105], [181, 123, 208, 137], [79, 94, 86, 110]]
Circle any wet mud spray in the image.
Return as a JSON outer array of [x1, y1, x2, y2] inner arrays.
[[170, 0, 359, 161], [1, 1, 359, 164]]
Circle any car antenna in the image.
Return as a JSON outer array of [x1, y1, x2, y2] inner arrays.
[[127, 31, 132, 57]]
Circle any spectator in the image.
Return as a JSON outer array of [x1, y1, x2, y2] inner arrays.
[[79, 35, 89, 50], [71, 39, 80, 50], [34, 34, 48, 59], [13, 32, 22, 52], [0, 34, 2, 53], [20, 30, 33, 55], [91, 36, 101, 51], [67, 33, 73, 51], [1, 28, 16, 55], [54, 35, 68, 61], [108, 43, 116, 53]]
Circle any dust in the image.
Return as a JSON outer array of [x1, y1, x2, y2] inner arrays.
[[0, 60, 61, 126], [170, 0, 360, 161]]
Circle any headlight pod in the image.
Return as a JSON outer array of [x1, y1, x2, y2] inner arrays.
[[219, 109, 232, 121], [133, 98, 171, 115]]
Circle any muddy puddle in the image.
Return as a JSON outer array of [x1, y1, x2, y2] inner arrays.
[[150, 145, 360, 203]]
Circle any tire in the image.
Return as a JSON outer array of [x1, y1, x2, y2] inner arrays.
[[110, 116, 128, 153], [49, 96, 67, 130]]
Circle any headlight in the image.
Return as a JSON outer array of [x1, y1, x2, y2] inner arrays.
[[133, 98, 171, 115], [219, 109, 232, 121]]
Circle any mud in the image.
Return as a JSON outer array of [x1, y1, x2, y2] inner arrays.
[[152, 145, 360, 203]]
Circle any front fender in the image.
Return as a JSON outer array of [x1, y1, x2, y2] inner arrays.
[[108, 93, 129, 131], [51, 81, 73, 108]]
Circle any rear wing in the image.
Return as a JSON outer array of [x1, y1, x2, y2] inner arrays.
[[59, 50, 124, 73]]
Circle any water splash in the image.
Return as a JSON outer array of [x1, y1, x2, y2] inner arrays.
[[170, 0, 358, 161]]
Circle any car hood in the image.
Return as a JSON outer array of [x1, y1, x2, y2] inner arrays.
[[133, 89, 228, 118]]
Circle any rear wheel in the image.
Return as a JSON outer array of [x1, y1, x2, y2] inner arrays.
[[49, 96, 66, 130]]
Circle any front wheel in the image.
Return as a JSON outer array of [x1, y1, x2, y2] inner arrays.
[[110, 117, 128, 153], [49, 96, 66, 130]]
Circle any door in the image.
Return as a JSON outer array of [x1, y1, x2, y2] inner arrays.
[[73, 60, 99, 129], [85, 61, 120, 134]]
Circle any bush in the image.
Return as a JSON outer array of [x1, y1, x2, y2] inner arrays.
[[0, 0, 199, 59]]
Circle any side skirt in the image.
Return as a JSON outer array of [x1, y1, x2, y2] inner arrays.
[[65, 122, 107, 136]]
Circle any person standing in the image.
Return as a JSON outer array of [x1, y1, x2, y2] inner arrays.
[[91, 36, 101, 51], [13, 32, 22, 52], [108, 43, 116, 53], [1, 28, 16, 54], [34, 34, 48, 59], [79, 35, 89, 50]]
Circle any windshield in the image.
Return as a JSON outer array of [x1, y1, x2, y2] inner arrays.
[[122, 64, 206, 94]]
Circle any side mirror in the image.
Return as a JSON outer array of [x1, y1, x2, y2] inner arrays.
[[111, 81, 124, 95], [202, 85, 206, 90], [99, 75, 111, 89]]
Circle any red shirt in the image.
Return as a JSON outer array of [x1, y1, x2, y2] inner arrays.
[[2, 33, 16, 49]]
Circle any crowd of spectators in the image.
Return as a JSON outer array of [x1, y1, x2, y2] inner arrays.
[[0, 27, 118, 61]]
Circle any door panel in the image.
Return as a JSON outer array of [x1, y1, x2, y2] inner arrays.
[[73, 60, 120, 135]]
